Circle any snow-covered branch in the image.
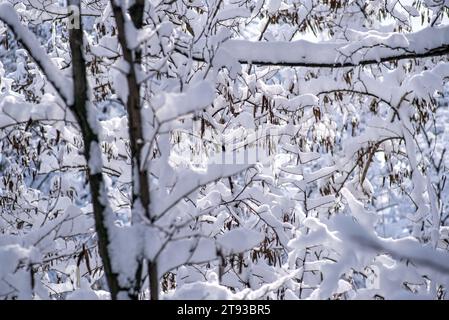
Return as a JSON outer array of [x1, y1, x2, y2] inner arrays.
[[0, 3, 73, 104], [184, 25, 449, 68]]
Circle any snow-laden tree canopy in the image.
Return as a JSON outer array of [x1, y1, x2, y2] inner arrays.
[[0, 0, 449, 300]]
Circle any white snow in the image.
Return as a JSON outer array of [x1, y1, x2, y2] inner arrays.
[[217, 227, 264, 255], [213, 25, 449, 67], [156, 81, 215, 123], [0, 3, 74, 104]]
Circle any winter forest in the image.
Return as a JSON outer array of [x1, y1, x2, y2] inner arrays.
[[0, 0, 449, 301]]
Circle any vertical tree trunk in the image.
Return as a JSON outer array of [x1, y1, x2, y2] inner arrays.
[[110, 0, 159, 300], [67, 0, 120, 300], [148, 262, 158, 300]]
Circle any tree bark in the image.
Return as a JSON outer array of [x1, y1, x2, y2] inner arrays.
[[67, 0, 120, 300], [111, 0, 158, 300]]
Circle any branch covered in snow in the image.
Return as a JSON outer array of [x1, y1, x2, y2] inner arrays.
[[182, 25, 449, 68], [0, 3, 73, 104]]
